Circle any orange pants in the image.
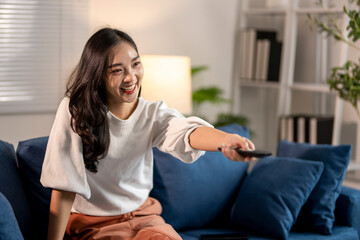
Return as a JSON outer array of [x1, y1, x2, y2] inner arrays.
[[65, 197, 182, 240]]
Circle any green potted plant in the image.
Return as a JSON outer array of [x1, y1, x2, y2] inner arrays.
[[191, 66, 254, 135], [307, 0, 360, 115]]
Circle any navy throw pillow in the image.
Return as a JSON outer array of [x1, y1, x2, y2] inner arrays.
[[230, 157, 324, 240], [150, 124, 250, 231], [0, 192, 24, 240], [277, 140, 352, 234], [0, 140, 31, 239], [16, 136, 51, 240]]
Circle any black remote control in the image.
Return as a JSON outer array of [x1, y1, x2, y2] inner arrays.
[[233, 148, 272, 158], [218, 147, 272, 158]]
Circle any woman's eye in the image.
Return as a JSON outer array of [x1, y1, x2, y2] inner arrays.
[[133, 62, 141, 67], [111, 69, 123, 74]]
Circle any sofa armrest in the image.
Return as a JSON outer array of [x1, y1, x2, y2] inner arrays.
[[335, 186, 360, 237], [0, 192, 24, 240]]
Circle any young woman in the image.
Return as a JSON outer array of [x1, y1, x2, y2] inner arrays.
[[40, 27, 255, 240]]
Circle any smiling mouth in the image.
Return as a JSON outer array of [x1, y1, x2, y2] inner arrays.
[[120, 84, 136, 94]]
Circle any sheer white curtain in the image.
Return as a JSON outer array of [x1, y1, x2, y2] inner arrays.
[[0, 0, 89, 113]]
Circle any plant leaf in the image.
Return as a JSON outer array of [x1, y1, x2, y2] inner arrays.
[[191, 66, 209, 77], [328, 60, 360, 115], [192, 87, 230, 105], [213, 113, 255, 137]]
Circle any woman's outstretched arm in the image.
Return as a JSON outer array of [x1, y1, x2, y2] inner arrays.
[[189, 126, 255, 162], [47, 189, 76, 240]]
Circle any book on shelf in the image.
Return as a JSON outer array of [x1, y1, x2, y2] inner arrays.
[[309, 116, 334, 144], [255, 39, 271, 81], [266, 40, 282, 81], [239, 29, 248, 80], [238, 28, 282, 82], [246, 29, 256, 80], [279, 115, 333, 144]]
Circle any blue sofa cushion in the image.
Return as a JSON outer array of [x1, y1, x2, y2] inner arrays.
[[277, 140, 352, 234], [230, 156, 324, 240], [0, 140, 31, 239], [16, 136, 51, 240], [288, 226, 359, 240], [335, 186, 360, 238], [179, 228, 249, 240], [0, 192, 24, 240], [150, 124, 250, 231], [179, 226, 359, 240]]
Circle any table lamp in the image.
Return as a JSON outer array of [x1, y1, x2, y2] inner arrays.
[[141, 55, 192, 115]]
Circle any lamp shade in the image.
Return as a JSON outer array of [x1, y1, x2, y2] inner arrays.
[[141, 55, 192, 115]]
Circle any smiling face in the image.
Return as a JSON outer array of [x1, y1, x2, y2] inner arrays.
[[104, 42, 144, 108]]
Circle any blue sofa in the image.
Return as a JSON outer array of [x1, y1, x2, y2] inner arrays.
[[0, 124, 359, 240]]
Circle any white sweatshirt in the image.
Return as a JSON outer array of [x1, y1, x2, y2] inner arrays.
[[40, 97, 212, 216]]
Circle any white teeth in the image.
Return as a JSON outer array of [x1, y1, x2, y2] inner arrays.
[[121, 85, 135, 91]]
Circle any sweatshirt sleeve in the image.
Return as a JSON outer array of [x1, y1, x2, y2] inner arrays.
[[152, 101, 213, 163], [40, 98, 91, 199]]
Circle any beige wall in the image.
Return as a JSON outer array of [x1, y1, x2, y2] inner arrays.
[[0, 0, 238, 146], [0, 113, 56, 148]]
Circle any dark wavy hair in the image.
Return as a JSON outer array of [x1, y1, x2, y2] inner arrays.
[[65, 27, 139, 173]]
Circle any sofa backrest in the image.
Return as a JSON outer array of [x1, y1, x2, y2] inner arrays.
[[0, 140, 31, 239], [17, 136, 51, 240], [150, 123, 251, 231]]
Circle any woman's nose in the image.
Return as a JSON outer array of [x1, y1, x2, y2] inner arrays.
[[123, 70, 135, 82]]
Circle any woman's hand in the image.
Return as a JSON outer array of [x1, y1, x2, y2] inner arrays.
[[219, 134, 255, 162]]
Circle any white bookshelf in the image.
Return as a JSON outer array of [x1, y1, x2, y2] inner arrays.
[[231, 0, 352, 158], [244, 9, 287, 15], [296, 8, 343, 14], [290, 83, 332, 93], [238, 80, 279, 89]]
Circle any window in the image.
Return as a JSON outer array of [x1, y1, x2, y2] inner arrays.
[[0, 0, 89, 113]]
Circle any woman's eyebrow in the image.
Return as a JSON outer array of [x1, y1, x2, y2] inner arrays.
[[108, 55, 140, 68]]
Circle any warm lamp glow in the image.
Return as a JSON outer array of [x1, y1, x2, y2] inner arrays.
[[141, 55, 192, 115]]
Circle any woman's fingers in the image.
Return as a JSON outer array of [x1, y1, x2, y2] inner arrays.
[[220, 134, 256, 162]]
